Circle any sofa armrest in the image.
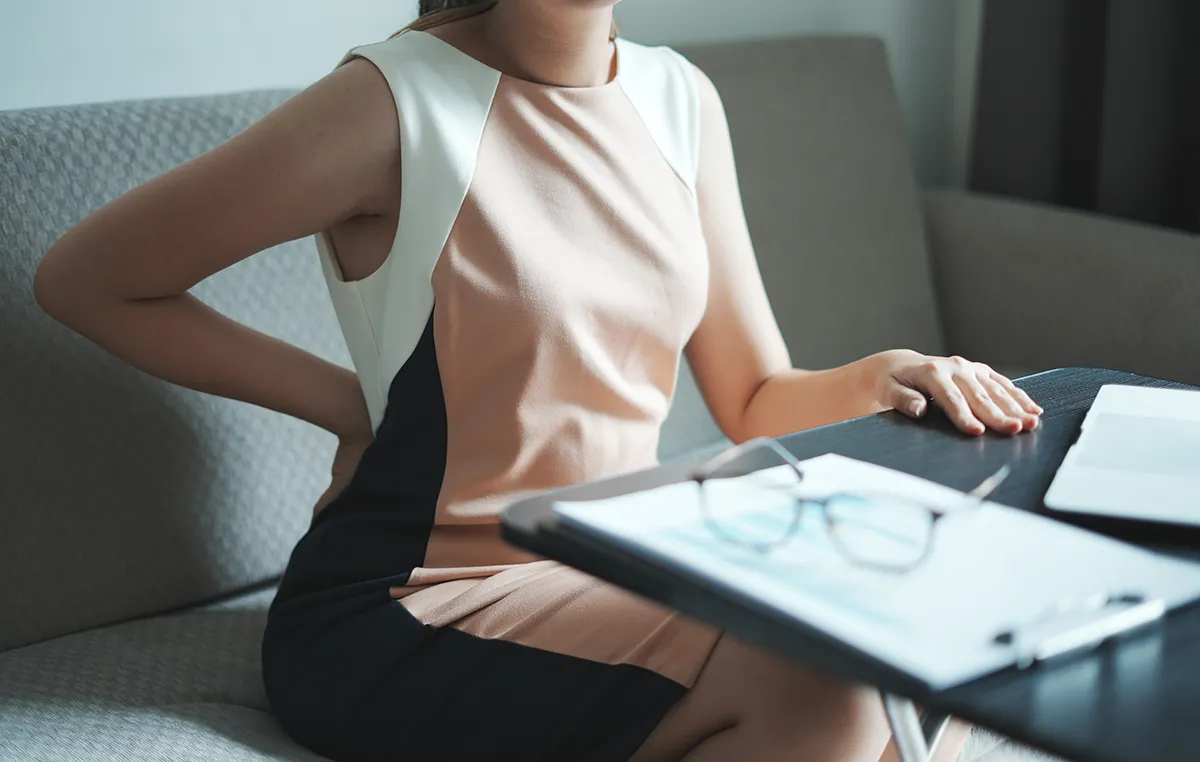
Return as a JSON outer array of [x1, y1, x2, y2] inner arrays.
[[923, 189, 1200, 386]]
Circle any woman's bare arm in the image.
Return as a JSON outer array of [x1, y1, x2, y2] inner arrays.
[[685, 68, 1040, 441], [683, 67, 859, 442], [34, 60, 400, 441]]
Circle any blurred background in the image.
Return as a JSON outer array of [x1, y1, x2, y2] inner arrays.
[[2, 0, 1195, 230], [1, 0, 982, 189]]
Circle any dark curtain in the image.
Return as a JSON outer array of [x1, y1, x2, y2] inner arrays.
[[970, 0, 1200, 233]]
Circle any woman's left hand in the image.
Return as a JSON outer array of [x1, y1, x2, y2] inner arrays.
[[867, 350, 1043, 436]]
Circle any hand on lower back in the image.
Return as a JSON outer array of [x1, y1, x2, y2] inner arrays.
[[313, 437, 372, 518]]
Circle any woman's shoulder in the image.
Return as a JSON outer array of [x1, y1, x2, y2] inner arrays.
[[615, 37, 725, 130], [321, 31, 508, 135], [338, 30, 441, 72], [615, 39, 711, 88], [336, 31, 499, 94], [614, 39, 723, 194]]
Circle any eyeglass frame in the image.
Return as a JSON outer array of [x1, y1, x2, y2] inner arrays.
[[688, 437, 1011, 574]]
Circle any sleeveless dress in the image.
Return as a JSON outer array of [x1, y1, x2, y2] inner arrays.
[[263, 30, 722, 762]]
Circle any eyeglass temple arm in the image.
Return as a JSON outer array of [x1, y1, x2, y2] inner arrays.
[[965, 464, 1012, 503], [692, 437, 804, 481], [925, 464, 1012, 522]]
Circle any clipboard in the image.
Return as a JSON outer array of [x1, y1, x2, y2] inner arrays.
[[551, 453, 1200, 690]]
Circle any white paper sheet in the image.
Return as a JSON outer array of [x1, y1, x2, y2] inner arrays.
[[554, 454, 1200, 690]]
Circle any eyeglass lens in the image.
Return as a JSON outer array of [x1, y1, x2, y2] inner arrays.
[[700, 470, 805, 551], [825, 494, 935, 570]]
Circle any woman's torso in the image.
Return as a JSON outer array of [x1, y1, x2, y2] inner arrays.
[[310, 29, 710, 592]]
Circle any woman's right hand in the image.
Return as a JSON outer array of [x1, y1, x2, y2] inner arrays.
[[313, 436, 372, 518]]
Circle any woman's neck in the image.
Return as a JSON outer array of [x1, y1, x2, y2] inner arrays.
[[473, 3, 617, 88]]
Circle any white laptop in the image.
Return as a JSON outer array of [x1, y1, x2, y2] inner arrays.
[[1044, 384, 1200, 526]]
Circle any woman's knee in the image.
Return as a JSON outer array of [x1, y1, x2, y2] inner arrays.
[[636, 635, 891, 761], [754, 665, 887, 753], [705, 637, 890, 752]]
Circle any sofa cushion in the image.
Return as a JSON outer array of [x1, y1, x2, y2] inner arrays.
[[0, 92, 349, 651], [0, 588, 330, 762], [923, 188, 1200, 387]]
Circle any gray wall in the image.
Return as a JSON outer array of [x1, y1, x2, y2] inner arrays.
[[0, 0, 407, 111], [0, 0, 977, 185], [617, 0, 977, 187]]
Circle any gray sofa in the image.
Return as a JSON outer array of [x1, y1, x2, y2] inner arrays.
[[2, 34, 1197, 762]]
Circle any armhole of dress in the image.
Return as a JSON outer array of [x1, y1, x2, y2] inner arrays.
[[311, 46, 403, 431], [314, 32, 501, 426], [319, 48, 405, 291], [316, 232, 388, 431]]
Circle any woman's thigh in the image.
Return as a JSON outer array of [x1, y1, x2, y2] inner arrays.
[[401, 560, 722, 689], [267, 562, 724, 762]]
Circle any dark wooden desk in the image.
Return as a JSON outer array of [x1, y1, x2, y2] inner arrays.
[[502, 368, 1200, 762]]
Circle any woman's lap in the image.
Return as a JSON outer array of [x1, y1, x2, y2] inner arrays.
[[263, 560, 721, 762]]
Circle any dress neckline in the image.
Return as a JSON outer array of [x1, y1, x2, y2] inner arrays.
[[412, 30, 623, 94]]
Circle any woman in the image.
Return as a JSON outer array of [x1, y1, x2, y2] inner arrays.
[[34, 1, 1042, 760]]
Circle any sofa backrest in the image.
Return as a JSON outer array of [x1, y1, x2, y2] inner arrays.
[[0, 36, 943, 649], [659, 37, 944, 460], [0, 92, 349, 650]]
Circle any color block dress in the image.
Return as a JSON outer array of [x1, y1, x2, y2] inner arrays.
[[263, 30, 722, 762]]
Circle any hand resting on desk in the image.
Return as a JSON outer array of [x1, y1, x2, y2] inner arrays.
[[868, 350, 1043, 437]]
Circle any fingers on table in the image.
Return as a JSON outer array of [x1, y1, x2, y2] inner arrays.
[[891, 385, 931, 418], [925, 371, 987, 435], [979, 374, 1040, 431], [989, 371, 1044, 416], [951, 373, 1023, 435]]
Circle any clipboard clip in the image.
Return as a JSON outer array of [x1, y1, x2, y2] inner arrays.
[[993, 592, 1166, 669]]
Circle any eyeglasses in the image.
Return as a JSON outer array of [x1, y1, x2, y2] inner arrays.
[[690, 438, 1011, 574]]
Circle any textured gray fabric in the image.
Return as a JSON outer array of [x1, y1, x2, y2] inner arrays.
[[0, 92, 349, 651], [660, 37, 946, 460], [963, 730, 1071, 762], [0, 587, 275, 709], [0, 704, 329, 762], [0, 588, 333, 761], [925, 189, 1200, 386], [969, 736, 1070, 762]]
